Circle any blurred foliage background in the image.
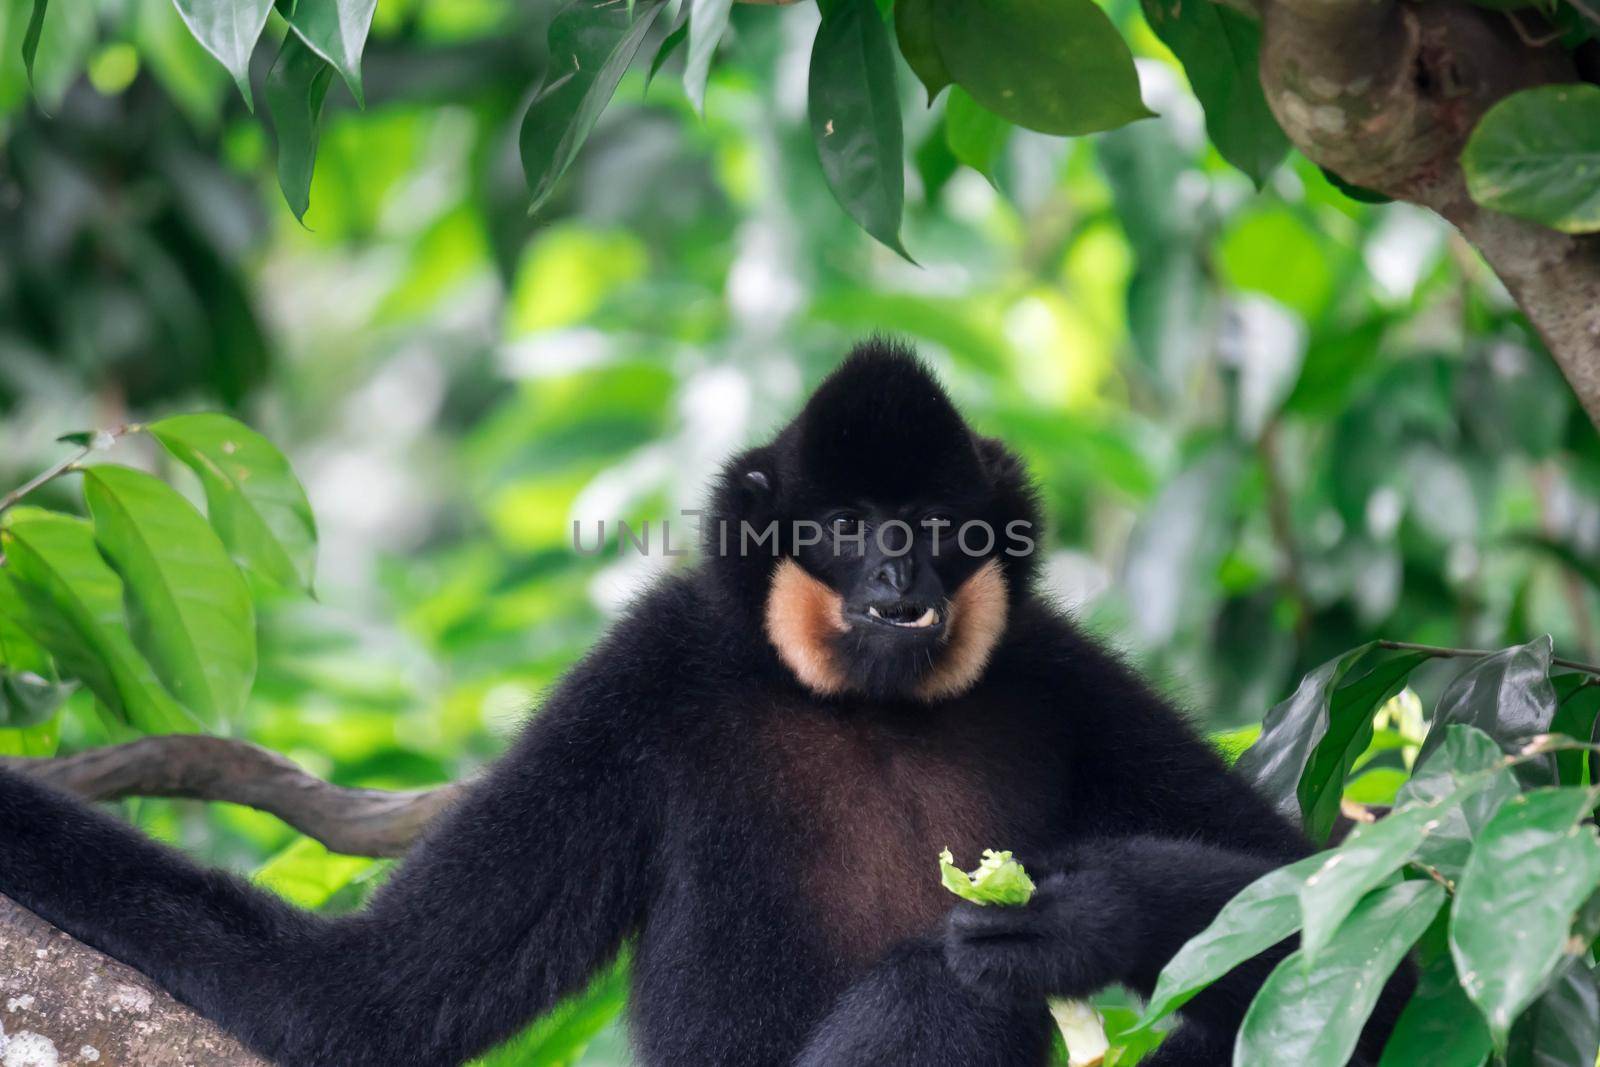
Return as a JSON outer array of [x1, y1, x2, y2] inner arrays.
[[3, 0, 1599, 1061]]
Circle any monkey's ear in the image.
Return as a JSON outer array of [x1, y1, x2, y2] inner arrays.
[[744, 470, 772, 493]]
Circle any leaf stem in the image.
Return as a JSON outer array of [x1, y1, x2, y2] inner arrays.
[[1377, 639, 1600, 679], [0, 427, 132, 520]]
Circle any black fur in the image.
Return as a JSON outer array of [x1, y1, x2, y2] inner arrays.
[[0, 341, 1409, 1066]]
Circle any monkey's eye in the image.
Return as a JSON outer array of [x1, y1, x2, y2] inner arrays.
[[923, 511, 957, 533], [826, 510, 860, 532]]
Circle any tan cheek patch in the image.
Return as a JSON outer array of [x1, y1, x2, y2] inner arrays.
[[915, 559, 1008, 702], [766, 559, 852, 696]]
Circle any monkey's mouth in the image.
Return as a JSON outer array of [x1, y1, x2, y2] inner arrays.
[[856, 602, 944, 632]]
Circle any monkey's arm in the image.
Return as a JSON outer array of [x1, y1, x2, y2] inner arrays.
[[0, 645, 662, 1067]]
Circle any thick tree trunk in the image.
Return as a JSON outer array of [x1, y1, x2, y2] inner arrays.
[[0, 894, 265, 1066], [1256, 0, 1600, 426]]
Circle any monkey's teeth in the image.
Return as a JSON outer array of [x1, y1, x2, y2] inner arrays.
[[867, 606, 941, 628], [868, 606, 884, 620], [908, 608, 940, 628]]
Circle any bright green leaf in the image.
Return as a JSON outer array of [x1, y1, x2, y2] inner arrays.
[[284, 0, 376, 107], [944, 86, 1009, 185], [893, 0, 949, 102], [147, 414, 318, 595], [171, 0, 275, 108], [82, 465, 256, 728], [1463, 84, 1600, 234], [253, 835, 380, 908], [1237, 880, 1444, 1067], [809, 0, 910, 259], [0, 515, 199, 734], [681, 0, 731, 114], [1138, 0, 1286, 187], [1452, 788, 1600, 1047], [938, 848, 1036, 907], [1132, 852, 1327, 1030], [470, 952, 630, 1067], [265, 31, 335, 222], [521, 0, 667, 216], [929, 0, 1151, 137], [1299, 803, 1438, 963]]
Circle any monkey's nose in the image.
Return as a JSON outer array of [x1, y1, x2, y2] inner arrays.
[[871, 556, 913, 594]]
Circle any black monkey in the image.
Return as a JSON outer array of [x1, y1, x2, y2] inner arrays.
[[0, 342, 1408, 1066]]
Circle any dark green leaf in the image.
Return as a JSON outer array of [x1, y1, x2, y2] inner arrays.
[[930, 0, 1151, 136], [646, 20, 687, 89], [1419, 638, 1558, 786], [1298, 651, 1428, 842], [682, 0, 731, 114], [1550, 674, 1600, 786], [1319, 166, 1393, 204], [1235, 643, 1373, 825], [0, 515, 199, 734], [1395, 724, 1519, 881], [20, 0, 44, 87], [82, 466, 256, 728], [172, 0, 276, 108], [266, 33, 335, 223], [944, 87, 1009, 185], [521, 0, 667, 215], [1238, 880, 1445, 1067], [1132, 853, 1328, 1030], [893, 0, 949, 102], [1299, 803, 1438, 962], [147, 414, 319, 595], [809, 0, 911, 258], [1462, 84, 1600, 234], [284, 0, 376, 107], [1138, 0, 1286, 187], [0, 670, 73, 728], [1452, 788, 1600, 1047], [1505, 956, 1600, 1067], [1378, 915, 1493, 1067]]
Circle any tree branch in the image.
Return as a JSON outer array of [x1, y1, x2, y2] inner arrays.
[[1257, 1, 1600, 427], [0, 735, 465, 859]]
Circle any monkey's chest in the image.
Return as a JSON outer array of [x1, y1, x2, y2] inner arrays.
[[755, 705, 1025, 964]]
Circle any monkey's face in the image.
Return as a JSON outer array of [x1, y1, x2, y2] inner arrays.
[[719, 343, 1035, 703]]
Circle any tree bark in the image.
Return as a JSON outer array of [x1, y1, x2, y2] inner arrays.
[[0, 894, 266, 1066], [1, 738, 457, 1065], [1256, 0, 1600, 426]]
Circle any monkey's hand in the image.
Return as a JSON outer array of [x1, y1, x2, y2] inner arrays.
[[942, 868, 1138, 1003]]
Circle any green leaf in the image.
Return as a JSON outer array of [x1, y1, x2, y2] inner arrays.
[[521, 0, 667, 216], [809, 0, 911, 258], [1395, 724, 1519, 881], [1298, 803, 1440, 963], [1137, 0, 1286, 187], [1505, 955, 1600, 1067], [82, 466, 256, 728], [171, 0, 275, 108], [0, 515, 199, 734], [284, 0, 376, 107], [1549, 675, 1600, 787], [1319, 166, 1393, 204], [1237, 880, 1445, 1067], [1463, 84, 1600, 234], [470, 952, 630, 1067], [147, 414, 318, 595], [646, 20, 687, 89], [929, 0, 1151, 137], [253, 836, 380, 908], [1235, 643, 1373, 825], [1419, 637, 1557, 786], [265, 32, 335, 223], [1378, 915, 1493, 1067], [944, 87, 1009, 185], [893, 0, 949, 102], [1132, 852, 1328, 1030], [938, 848, 1037, 907], [20, 0, 44, 87], [681, 0, 731, 114], [0, 670, 73, 728], [1452, 787, 1600, 1047], [1298, 652, 1429, 842]]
